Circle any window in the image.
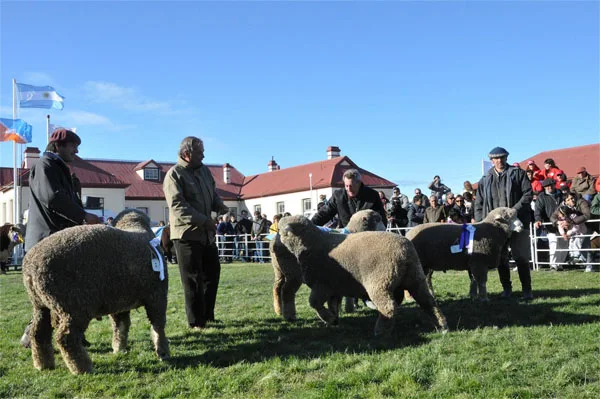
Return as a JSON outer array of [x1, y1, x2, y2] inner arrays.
[[136, 207, 149, 215], [276, 202, 285, 214], [164, 207, 169, 223], [302, 198, 311, 212], [254, 205, 261, 214], [144, 168, 160, 181]]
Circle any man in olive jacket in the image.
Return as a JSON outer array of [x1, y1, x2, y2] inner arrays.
[[163, 137, 229, 329], [475, 146, 533, 300]]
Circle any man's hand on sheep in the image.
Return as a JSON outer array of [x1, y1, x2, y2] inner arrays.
[[84, 213, 100, 225]]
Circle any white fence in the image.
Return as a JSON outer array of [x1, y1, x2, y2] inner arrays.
[[216, 219, 600, 271]]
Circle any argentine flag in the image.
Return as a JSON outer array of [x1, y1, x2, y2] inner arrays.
[[0, 118, 33, 143], [16, 83, 65, 110]]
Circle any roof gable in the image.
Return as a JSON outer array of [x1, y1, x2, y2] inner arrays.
[[519, 143, 599, 178]]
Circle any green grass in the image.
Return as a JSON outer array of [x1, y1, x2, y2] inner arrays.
[[1, 263, 599, 398]]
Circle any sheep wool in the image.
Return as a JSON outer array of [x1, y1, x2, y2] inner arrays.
[[22, 209, 170, 375]]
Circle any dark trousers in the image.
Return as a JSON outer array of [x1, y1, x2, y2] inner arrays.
[[499, 229, 532, 292], [173, 240, 221, 327]]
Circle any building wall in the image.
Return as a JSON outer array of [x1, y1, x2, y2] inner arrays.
[[243, 188, 334, 219], [83, 188, 126, 218]]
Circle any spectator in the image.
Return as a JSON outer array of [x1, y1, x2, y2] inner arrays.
[[407, 195, 426, 227], [535, 178, 566, 271], [453, 195, 469, 223], [391, 187, 410, 210], [551, 192, 591, 270], [317, 194, 328, 210], [526, 169, 543, 195], [378, 191, 389, 215], [475, 146, 533, 300], [571, 166, 596, 202], [443, 192, 457, 216], [20, 128, 100, 348], [106, 216, 114, 226], [540, 158, 564, 181], [270, 214, 282, 234], [463, 181, 475, 197], [428, 175, 451, 205], [228, 214, 240, 260], [312, 168, 386, 228], [235, 210, 253, 262], [388, 191, 409, 232], [414, 188, 430, 208], [423, 194, 446, 224], [251, 211, 269, 263], [163, 136, 229, 329], [216, 215, 235, 263], [462, 192, 475, 222], [555, 172, 570, 192], [526, 160, 544, 181]]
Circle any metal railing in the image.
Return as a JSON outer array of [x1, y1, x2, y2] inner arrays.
[[215, 219, 600, 271]]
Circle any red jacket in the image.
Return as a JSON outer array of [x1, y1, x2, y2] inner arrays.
[[531, 180, 543, 194], [541, 167, 564, 181]]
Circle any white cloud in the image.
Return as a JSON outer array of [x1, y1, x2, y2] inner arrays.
[[62, 110, 112, 126], [83, 81, 174, 113], [19, 72, 58, 88]]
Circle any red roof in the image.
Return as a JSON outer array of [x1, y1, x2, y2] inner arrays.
[[1, 151, 395, 201], [519, 143, 599, 178], [240, 156, 396, 199]]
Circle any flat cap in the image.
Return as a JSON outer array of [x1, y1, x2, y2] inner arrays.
[[49, 128, 81, 145], [488, 146, 509, 158], [541, 178, 555, 188]]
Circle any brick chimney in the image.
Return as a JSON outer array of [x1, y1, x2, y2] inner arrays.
[[268, 157, 279, 172], [326, 146, 341, 159], [223, 163, 231, 184], [24, 147, 41, 169]]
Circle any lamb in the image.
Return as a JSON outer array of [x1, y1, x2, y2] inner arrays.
[[277, 215, 448, 335], [271, 209, 385, 321], [405, 207, 523, 301], [22, 209, 169, 375]]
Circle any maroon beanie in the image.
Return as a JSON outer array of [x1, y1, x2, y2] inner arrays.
[[49, 128, 81, 145]]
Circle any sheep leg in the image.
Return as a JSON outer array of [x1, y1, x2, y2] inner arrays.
[[55, 315, 92, 374], [281, 276, 302, 322], [367, 290, 397, 336], [145, 303, 170, 360], [327, 296, 342, 320], [110, 311, 131, 353], [272, 263, 284, 316], [425, 269, 435, 296], [30, 306, 55, 371], [309, 287, 338, 325], [470, 264, 489, 302], [407, 280, 449, 333], [344, 297, 355, 313]]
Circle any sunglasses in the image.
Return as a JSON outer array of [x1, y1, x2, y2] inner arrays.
[[455, 199, 463, 202]]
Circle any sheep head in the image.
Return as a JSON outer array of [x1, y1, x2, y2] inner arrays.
[[112, 209, 153, 235], [346, 209, 386, 233], [484, 207, 523, 234], [277, 215, 322, 257]]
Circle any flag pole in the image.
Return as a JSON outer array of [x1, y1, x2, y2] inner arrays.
[[12, 79, 19, 225], [47, 114, 51, 144]]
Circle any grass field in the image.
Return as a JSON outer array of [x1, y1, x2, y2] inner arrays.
[[1, 263, 599, 398]]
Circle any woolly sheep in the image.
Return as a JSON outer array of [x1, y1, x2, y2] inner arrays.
[[406, 207, 523, 301], [277, 215, 448, 336], [271, 209, 385, 321], [22, 209, 169, 375]]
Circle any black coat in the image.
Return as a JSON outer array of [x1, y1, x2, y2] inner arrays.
[[534, 191, 563, 233], [474, 165, 533, 224], [25, 153, 86, 252], [312, 183, 386, 228]]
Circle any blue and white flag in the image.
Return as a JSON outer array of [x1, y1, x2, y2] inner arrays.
[[0, 118, 33, 143], [482, 159, 493, 175], [16, 83, 65, 110]]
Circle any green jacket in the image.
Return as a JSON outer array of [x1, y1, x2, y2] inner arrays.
[[163, 158, 229, 243]]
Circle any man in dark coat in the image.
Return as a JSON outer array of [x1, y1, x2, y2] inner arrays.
[[21, 128, 99, 347], [312, 168, 386, 228], [475, 146, 533, 300], [534, 179, 566, 270]]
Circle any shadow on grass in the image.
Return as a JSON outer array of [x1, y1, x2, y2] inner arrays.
[[158, 286, 600, 369]]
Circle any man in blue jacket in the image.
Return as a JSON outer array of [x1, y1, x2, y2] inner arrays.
[[475, 147, 533, 300]]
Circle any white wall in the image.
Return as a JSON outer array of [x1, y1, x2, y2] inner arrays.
[[243, 188, 334, 220], [83, 187, 126, 218]]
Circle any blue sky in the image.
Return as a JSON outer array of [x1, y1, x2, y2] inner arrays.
[[1, 1, 598, 196]]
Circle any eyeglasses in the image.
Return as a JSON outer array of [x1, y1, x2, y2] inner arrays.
[[455, 199, 463, 203]]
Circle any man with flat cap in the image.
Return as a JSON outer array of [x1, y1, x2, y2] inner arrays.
[[475, 146, 533, 300], [534, 178, 566, 271], [20, 128, 99, 348]]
